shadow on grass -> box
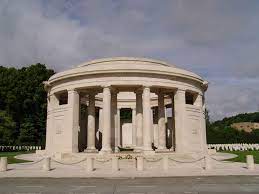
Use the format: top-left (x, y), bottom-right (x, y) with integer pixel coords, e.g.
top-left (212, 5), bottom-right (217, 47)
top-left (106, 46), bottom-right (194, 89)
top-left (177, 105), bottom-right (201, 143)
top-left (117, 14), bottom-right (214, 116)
top-left (0, 151), bottom-right (34, 164)
top-left (220, 150), bottom-right (259, 164)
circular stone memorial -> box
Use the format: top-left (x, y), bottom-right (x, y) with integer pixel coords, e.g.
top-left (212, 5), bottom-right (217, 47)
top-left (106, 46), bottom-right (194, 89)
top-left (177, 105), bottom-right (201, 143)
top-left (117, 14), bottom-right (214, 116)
top-left (43, 57), bottom-right (208, 156)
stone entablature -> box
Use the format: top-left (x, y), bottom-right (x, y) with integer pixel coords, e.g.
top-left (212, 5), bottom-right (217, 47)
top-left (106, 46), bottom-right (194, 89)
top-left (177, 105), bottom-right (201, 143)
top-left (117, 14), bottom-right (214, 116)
top-left (44, 57), bottom-right (208, 155)
top-left (231, 122), bottom-right (259, 132)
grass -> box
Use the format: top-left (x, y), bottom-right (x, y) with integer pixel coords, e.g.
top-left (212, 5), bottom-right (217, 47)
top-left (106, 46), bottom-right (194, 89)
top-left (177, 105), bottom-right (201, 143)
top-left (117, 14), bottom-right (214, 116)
top-left (221, 150), bottom-right (259, 164)
top-left (0, 151), bottom-right (34, 164)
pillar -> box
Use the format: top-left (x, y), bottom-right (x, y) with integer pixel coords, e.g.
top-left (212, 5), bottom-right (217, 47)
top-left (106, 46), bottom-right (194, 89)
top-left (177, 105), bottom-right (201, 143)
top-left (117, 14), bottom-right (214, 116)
top-left (85, 93), bottom-right (97, 152)
top-left (196, 93), bottom-right (208, 154)
top-left (115, 108), bottom-right (121, 152)
top-left (132, 107), bottom-right (137, 147)
top-left (111, 92), bottom-right (118, 151)
top-left (142, 86), bottom-right (153, 153)
top-left (171, 95), bottom-right (175, 150)
top-left (174, 89), bottom-right (185, 153)
top-left (100, 86), bottom-right (112, 153)
top-left (157, 93), bottom-right (166, 150)
top-left (46, 93), bottom-right (59, 152)
top-left (98, 108), bottom-right (103, 149)
top-left (98, 108), bottom-right (103, 133)
top-left (67, 89), bottom-right (80, 153)
top-left (135, 91), bottom-right (143, 151)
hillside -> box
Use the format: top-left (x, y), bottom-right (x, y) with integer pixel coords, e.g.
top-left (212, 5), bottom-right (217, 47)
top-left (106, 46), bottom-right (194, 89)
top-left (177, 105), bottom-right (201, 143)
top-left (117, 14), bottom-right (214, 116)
top-left (207, 112), bottom-right (259, 144)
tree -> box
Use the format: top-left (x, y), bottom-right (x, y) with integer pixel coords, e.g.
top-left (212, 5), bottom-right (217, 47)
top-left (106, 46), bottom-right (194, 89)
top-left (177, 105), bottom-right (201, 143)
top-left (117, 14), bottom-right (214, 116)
top-left (0, 64), bottom-right (54, 146)
top-left (0, 110), bottom-right (16, 145)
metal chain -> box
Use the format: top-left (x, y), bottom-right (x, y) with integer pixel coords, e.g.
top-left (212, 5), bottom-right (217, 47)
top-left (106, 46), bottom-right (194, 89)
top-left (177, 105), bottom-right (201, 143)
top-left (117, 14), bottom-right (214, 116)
top-left (168, 156), bottom-right (205, 163)
top-left (95, 158), bottom-right (111, 163)
top-left (14, 158), bottom-right (45, 165)
top-left (209, 156), bottom-right (231, 163)
top-left (144, 157), bottom-right (163, 162)
top-left (51, 157), bottom-right (87, 165)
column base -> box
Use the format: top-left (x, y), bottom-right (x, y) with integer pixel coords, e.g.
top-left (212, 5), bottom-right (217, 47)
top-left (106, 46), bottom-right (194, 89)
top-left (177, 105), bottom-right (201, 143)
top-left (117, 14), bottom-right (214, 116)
top-left (114, 147), bottom-right (120, 153)
top-left (84, 148), bottom-right (98, 153)
top-left (155, 148), bottom-right (170, 153)
top-left (142, 150), bottom-right (155, 155)
top-left (133, 147), bottom-right (142, 153)
top-left (99, 149), bottom-right (112, 154)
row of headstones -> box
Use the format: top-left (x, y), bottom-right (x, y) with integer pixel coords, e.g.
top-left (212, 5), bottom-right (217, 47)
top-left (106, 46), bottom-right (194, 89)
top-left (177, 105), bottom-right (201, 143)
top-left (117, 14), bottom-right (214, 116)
top-left (207, 144), bottom-right (259, 151)
top-left (0, 146), bottom-right (42, 152)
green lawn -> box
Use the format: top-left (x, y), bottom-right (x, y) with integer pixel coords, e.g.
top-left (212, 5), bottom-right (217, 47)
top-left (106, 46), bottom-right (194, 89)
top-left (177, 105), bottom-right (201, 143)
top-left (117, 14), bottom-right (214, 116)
top-left (221, 150), bottom-right (259, 164)
top-left (0, 151), bottom-right (33, 164)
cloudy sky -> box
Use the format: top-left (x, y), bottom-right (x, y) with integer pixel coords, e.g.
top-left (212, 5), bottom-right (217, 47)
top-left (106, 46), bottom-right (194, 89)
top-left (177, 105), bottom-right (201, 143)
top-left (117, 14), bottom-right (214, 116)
top-left (0, 0), bottom-right (259, 121)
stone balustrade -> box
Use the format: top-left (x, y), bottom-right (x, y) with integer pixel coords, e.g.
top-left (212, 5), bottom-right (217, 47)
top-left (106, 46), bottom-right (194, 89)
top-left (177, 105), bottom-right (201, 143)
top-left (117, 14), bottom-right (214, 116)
top-left (0, 153), bottom-right (256, 173)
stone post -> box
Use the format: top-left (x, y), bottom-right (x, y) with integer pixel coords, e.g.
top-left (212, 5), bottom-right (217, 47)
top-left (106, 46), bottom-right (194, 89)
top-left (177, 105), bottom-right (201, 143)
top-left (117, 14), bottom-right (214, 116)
top-left (142, 86), bottom-right (153, 153)
top-left (112, 157), bottom-right (119, 172)
top-left (246, 155), bottom-right (255, 170)
top-left (136, 156), bottom-right (144, 171)
top-left (158, 92), bottom-right (166, 150)
top-left (86, 157), bottom-right (94, 172)
top-left (100, 86), bottom-right (112, 153)
top-left (42, 157), bottom-right (51, 171)
top-left (0, 157), bottom-right (7, 172)
top-left (174, 89), bottom-right (185, 153)
top-left (86, 93), bottom-right (97, 152)
top-left (163, 155), bottom-right (169, 171)
top-left (204, 155), bottom-right (211, 170)
top-left (135, 91), bottom-right (143, 151)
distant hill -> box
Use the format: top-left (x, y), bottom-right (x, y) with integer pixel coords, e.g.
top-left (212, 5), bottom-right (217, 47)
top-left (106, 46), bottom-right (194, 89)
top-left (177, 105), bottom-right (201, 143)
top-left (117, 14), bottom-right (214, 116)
top-left (207, 112), bottom-right (259, 144)
top-left (212, 112), bottom-right (259, 127)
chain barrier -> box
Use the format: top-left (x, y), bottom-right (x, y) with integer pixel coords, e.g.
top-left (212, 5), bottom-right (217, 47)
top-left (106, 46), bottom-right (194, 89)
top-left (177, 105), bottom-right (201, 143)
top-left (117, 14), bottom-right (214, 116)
top-left (95, 158), bottom-right (111, 163)
top-left (15, 158), bottom-right (45, 166)
top-left (168, 156), bottom-right (205, 163)
top-left (144, 157), bottom-right (163, 162)
top-left (209, 156), bottom-right (231, 163)
top-left (51, 157), bottom-right (87, 165)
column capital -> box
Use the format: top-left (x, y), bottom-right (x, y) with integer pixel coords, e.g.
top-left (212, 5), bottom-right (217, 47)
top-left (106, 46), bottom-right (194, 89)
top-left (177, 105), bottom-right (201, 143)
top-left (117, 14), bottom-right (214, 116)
top-left (176, 88), bottom-right (186, 93)
top-left (67, 88), bottom-right (80, 94)
top-left (101, 84), bottom-right (112, 89)
top-left (142, 84), bottom-right (152, 89)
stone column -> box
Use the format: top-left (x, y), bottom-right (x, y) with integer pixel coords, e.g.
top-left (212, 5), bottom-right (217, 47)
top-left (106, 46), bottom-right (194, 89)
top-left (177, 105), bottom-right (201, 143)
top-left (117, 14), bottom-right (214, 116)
top-left (111, 92), bottom-right (118, 151)
top-left (67, 89), bottom-right (80, 153)
top-left (100, 86), bottom-right (112, 153)
top-left (174, 89), bottom-right (186, 153)
top-left (98, 108), bottom-right (103, 149)
top-left (135, 91), bottom-right (143, 151)
top-left (98, 108), bottom-right (103, 132)
top-left (45, 94), bottom-right (52, 151)
top-left (85, 93), bottom-right (97, 152)
top-left (171, 95), bottom-right (175, 150)
top-left (115, 108), bottom-right (121, 152)
top-left (132, 107), bottom-right (137, 147)
top-left (46, 93), bottom-right (59, 152)
top-left (142, 86), bottom-right (153, 153)
top-left (157, 92), bottom-right (166, 150)
top-left (196, 93), bottom-right (208, 154)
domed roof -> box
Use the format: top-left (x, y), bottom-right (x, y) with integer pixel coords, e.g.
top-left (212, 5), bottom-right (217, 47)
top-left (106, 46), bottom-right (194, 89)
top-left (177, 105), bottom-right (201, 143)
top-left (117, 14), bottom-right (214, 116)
top-left (77, 57), bottom-right (174, 68)
top-left (48, 57), bottom-right (204, 85)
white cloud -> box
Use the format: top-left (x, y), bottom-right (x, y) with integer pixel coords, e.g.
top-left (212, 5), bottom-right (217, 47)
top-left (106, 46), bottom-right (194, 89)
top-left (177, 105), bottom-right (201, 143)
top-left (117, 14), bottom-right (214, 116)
top-left (0, 0), bottom-right (259, 120)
